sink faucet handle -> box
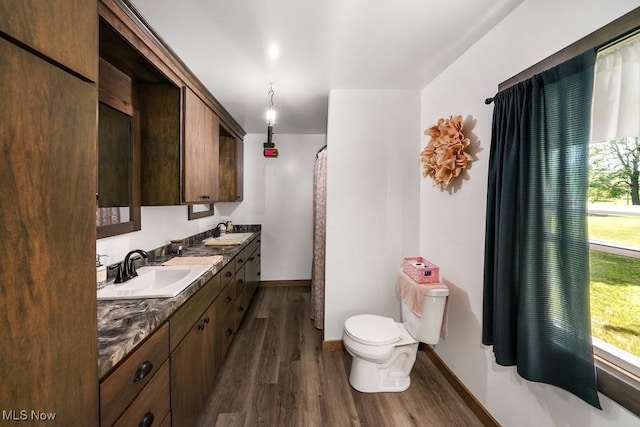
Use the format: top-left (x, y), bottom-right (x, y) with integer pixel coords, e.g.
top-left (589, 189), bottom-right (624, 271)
top-left (112, 263), bottom-right (125, 284)
top-left (128, 257), bottom-right (141, 278)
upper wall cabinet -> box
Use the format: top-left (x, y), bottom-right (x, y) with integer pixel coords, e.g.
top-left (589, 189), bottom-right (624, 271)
top-left (218, 133), bottom-right (244, 202)
top-left (139, 86), bottom-right (220, 205)
top-left (183, 88), bottom-right (220, 204)
top-left (0, 0), bottom-right (97, 82)
top-left (99, 0), bottom-right (245, 207)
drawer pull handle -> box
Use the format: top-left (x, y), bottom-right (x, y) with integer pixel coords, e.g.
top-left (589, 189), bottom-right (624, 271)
top-left (237, 258), bottom-right (244, 264)
top-left (225, 271), bottom-right (233, 277)
top-left (203, 317), bottom-right (210, 323)
top-left (133, 361), bottom-right (153, 383)
top-left (226, 296), bottom-right (233, 303)
top-left (139, 411), bottom-right (154, 427)
top-left (226, 328), bottom-right (233, 336)
top-left (198, 324), bottom-right (205, 331)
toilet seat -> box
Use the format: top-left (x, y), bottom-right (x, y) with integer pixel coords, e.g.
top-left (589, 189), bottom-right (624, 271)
top-left (344, 314), bottom-right (404, 346)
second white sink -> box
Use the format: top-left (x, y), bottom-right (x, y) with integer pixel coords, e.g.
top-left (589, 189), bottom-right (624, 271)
top-left (97, 264), bottom-right (212, 300)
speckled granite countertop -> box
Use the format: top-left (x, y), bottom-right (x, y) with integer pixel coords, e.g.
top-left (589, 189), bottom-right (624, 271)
top-left (97, 225), bottom-right (261, 378)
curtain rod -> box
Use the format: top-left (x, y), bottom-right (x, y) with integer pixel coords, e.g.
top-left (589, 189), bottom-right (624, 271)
top-left (483, 7), bottom-right (639, 105)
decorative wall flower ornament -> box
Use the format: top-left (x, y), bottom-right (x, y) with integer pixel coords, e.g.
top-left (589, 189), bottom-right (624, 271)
top-left (421, 115), bottom-right (473, 190)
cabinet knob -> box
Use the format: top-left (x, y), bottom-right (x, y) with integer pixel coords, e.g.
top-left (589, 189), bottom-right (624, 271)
top-left (203, 316), bottom-right (210, 323)
top-left (226, 296), bottom-right (233, 303)
top-left (237, 279), bottom-right (244, 285)
top-left (225, 271), bottom-right (233, 277)
top-left (238, 305), bottom-right (244, 313)
top-left (198, 324), bottom-right (205, 331)
top-left (139, 411), bottom-right (154, 427)
top-left (133, 361), bottom-right (153, 383)
top-left (237, 258), bottom-right (243, 264)
top-left (226, 328), bottom-right (233, 337)
top-left (249, 257), bottom-right (255, 261)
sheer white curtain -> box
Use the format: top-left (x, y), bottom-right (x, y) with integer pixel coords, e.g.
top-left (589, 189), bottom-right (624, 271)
top-left (591, 34), bottom-right (640, 141)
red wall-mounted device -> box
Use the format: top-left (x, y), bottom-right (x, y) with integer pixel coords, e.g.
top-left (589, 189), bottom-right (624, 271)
top-left (263, 147), bottom-right (278, 158)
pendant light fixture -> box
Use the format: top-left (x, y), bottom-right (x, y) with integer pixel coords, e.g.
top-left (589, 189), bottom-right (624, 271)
top-left (264, 83), bottom-right (278, 158)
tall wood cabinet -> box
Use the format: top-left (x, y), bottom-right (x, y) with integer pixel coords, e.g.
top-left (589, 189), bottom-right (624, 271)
top-left (0, 4), bottom-right (99, 424)
top-left (0, 0), bottom-right (98, 81)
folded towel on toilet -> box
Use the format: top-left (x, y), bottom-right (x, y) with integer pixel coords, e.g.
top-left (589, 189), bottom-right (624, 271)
top-left (396, 269), bottom-right (449, 339)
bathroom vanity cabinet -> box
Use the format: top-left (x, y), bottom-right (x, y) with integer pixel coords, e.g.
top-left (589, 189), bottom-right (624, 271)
top-left (99, 233), bottom-right (261, 427)
top-left (170, 273), bottom-right (221, 426)
top-left (100, 323), bottom-right (170, 427)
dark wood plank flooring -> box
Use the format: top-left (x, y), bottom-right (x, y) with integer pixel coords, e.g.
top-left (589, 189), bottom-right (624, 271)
top-left (197, 286), bottom-right (483, 427)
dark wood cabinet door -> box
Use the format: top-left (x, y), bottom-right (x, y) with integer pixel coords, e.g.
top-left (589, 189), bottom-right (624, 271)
top-left (0, 0), bottom-right (97, 81)
top-left (183, 87), bottom-right (219, 204)
top-left (0, 37), bottom-right (98, 424)
top-left (218, 136), bottom-right (244, 202)
top-left (171, 304), bottom-right (217, 427)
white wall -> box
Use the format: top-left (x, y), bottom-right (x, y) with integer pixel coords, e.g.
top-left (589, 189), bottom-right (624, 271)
top-left (97, 133), bottom-right (326, 281)
top-left (419, 0), bottom-right (639, 426)
top-left (324, 90), bottom-right (420, 339)
top-left (230, 133), bottom-right (326, 280)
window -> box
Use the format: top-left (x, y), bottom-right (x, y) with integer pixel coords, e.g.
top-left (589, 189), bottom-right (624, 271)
top-left (587, 139), bottom-right (640, 374)
top-left (588, 31), bottom-right (640, 409)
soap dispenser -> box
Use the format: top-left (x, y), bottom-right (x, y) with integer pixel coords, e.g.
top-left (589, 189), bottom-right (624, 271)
top-left (96, 254), bottom-right (108, 290)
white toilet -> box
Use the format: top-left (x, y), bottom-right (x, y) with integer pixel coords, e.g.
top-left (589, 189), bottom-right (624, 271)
top-left (342, 287), bottom-right (449, 393)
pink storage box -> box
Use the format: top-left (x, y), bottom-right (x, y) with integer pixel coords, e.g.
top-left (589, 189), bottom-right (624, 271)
top-left (401, 257), bottom-right (440, 284)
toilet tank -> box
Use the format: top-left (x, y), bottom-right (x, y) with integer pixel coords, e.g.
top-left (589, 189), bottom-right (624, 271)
top-left (401, 288), bottom-right (448, 344)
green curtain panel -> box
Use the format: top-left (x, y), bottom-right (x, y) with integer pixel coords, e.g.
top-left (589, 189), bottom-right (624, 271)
top-left (483, 49), bottom-right (601, 409)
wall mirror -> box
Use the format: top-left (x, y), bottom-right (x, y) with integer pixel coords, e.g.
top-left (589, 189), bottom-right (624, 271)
top-left (97, 58), bottom-right (141, 239)
top-left (188, 204), bottom-right (215, 220)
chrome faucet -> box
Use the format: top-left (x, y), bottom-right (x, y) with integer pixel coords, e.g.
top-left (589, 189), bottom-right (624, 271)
top-left (114, 249), bottom-right (149, 283)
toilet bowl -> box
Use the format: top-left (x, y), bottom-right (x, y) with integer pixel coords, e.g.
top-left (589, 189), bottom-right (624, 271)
top-left (342, 286), bottom-right (448, 393)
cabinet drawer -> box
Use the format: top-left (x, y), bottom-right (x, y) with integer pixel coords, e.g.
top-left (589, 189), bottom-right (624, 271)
top-left (220, 261), bottom-right (235, 286)
top-left (100, 322), bottom-right (169, 427)
top-left (220, 281), bottom-right (235, 310)
top-left (219, 304), bottom-right (235, 361)
top-left (234, 248), bottom-right (247, 272)
top-left (234, 285), bottom-right (250, 330)
top-left (113, 360), bottom-right (170, 427)
top-left (248, 236), bottom-right (260, 257)
top-left (170, 274), bottom-right (221, 352)
top-left (234, 267), bottom-right (246, 297)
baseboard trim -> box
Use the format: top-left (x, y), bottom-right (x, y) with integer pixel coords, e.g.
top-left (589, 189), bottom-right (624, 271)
top-left (258, 280), bottom-right (311, 288)
top-left (322, 339), bottom-right (344, 352)
top-left (423, 346), bottom-right (499, 427)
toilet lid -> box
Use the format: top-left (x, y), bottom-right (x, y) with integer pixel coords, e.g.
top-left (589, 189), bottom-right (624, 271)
top-left (344, 314), bottom-right (402, 346)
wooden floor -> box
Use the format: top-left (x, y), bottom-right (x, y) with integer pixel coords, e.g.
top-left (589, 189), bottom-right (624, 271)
top-left (197, 286), bottom-right (483, 427)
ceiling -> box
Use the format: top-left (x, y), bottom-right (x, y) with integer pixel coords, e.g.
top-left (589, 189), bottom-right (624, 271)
top-left (130, 0), bottom-right (522, 135)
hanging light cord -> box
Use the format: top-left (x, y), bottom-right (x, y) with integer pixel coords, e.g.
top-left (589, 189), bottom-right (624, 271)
top-left (268, 83), bottom-right (275, 108)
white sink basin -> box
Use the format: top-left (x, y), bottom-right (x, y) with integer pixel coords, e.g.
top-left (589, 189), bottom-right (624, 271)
top-left (97, 264), bottom-right (212, 300)
top-left (204, 232), bottom-right (253, 246)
